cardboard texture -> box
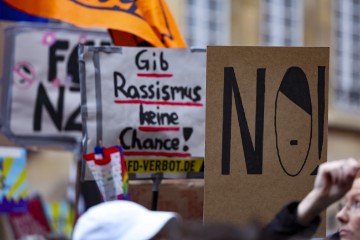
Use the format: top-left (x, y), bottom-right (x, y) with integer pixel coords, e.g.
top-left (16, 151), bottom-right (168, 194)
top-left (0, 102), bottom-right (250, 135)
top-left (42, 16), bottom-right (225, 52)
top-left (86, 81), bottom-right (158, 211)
top-left (204, 47), bottom-right (329, 236)
top-left (129, 179), bottom-right (203, 220)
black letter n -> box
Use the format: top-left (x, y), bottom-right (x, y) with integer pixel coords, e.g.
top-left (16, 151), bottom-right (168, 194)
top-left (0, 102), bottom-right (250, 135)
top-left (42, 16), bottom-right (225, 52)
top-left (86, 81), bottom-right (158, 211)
top-left (222, 67), bottom-right (265, 175)
top-left (33, 83), bottom-right (64, 131)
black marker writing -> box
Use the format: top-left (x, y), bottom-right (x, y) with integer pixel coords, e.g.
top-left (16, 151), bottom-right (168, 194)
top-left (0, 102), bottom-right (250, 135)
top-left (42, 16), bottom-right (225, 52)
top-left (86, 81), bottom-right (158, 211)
top-left (33, 83), bottom-right (81, 131)
top-left (222, 67), bottom-right (265, 175)
top-left (275, 67), bottom-right (312, 177)
top-left (119, 127), bottom-right (180, 151)
top-left (139, 104), bottom-right (179, 125)
top-left (113, 71), bottom-right (202, 102)
top-left (221, 66), bottom-right (326, 176)
top-left (135, 50), bottom-right (168, 71)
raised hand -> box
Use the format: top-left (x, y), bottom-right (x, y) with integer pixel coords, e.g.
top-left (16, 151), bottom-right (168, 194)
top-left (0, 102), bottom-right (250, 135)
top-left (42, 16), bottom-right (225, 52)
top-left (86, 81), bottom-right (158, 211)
top-left (297, 158), bottom-right (360, 225)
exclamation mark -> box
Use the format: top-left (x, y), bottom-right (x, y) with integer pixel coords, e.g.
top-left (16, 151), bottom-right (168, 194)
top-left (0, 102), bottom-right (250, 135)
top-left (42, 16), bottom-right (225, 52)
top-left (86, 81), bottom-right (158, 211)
top-left (312, 66), bottom-right (325, 176)
top-left (183, 127), bottom-right (193, 151)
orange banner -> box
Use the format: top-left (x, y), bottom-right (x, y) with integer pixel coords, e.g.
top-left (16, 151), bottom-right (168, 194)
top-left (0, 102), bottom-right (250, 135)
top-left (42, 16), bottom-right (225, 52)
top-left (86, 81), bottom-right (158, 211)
top-left (5, 0), bottom-right (186, 48)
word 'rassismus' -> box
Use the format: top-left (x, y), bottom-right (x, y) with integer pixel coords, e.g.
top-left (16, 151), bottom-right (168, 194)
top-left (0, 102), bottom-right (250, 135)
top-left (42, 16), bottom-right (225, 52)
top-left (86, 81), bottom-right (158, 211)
top-left (113, 71), bottom-right (202, 102)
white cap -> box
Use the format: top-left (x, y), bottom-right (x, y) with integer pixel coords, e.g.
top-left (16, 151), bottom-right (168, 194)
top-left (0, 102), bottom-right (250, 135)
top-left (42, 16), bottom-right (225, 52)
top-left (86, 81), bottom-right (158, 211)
top-left (72, 200), bottom-right (181, 240)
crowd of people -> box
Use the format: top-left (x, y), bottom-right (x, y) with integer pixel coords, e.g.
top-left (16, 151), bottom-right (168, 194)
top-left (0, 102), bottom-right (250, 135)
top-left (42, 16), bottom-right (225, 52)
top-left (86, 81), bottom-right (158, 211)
top-left (72, 158), bottom-right (360, 240)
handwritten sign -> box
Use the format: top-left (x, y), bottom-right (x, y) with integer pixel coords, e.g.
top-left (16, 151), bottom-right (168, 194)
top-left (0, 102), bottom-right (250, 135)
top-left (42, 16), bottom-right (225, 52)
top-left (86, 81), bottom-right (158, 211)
top-left (79, 46), bottom-right (206, 179)
top-left (0, 24), bottom-right (111, 147)
top-left (204, 47), bottom-right (329, 236)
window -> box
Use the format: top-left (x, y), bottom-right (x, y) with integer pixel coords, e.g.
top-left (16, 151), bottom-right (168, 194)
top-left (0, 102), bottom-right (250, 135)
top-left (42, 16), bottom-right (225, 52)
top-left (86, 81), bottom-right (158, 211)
top-left (333, 0), bottom-right (360, 111)
top-left (185, 0), bottom-right (230, 47)
top-left (260, 0), bottom-right (304, 46)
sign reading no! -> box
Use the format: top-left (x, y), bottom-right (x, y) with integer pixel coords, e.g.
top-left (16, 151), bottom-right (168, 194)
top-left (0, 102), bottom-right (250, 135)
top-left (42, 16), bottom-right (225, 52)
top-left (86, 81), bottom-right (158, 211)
top-left (204, 47), bottom-right (329, 237)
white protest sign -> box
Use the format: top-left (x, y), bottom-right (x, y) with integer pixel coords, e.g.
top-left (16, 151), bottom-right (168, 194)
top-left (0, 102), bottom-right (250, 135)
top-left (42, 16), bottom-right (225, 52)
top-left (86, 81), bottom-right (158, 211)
top-left (80, 46), bottom-right (206, 178)
top-left (1, 24), bottom-right (111, 147)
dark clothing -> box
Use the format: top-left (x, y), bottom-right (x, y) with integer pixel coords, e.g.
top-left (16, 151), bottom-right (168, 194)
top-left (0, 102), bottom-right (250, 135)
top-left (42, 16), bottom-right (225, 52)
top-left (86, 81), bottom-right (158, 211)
top-left (328, 232), bottom-right (340, 240)
top-left (263, 201), bottom-right (340, 240)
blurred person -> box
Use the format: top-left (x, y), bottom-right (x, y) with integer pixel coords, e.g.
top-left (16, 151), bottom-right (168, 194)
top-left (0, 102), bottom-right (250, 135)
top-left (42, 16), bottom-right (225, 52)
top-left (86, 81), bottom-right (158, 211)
top-left (72, 200), bottom-right (180, 240)
top-left (72, 199), bottom-right (271, 240)
top-left (73, 158), bottom-right (360, 240)
top-left (264, 158), bottom-right (360, 240)
top-left (334, 175), bottom-right (360, 240)
top-left (179, 220), bottom-right (265, 240)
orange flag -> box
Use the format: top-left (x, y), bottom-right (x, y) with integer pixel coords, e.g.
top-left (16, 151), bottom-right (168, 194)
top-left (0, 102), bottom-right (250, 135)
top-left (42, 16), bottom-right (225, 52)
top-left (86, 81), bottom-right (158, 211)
top-left (4, 0), bottom-right (186, 48)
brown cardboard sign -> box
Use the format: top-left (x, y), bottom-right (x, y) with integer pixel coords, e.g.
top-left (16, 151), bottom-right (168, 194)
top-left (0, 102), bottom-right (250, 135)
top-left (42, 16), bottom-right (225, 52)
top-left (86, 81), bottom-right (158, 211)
top-left (204, 47), bottom-right (329, 235)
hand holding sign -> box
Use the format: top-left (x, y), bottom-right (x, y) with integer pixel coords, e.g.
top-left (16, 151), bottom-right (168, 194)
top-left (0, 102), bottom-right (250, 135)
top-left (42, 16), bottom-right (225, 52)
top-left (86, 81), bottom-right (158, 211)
top-left (297, 158), bottom-right (360, 225)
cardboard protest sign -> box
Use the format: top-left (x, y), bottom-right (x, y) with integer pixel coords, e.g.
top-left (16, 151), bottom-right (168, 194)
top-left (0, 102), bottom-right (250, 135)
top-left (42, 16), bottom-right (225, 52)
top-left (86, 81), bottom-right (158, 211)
top-left (79, 46), bottom-right (205, 179)
top-left (0, 146), bottom-right (28, 213)
top-left (0, 24), bottom-right (111, 148)
top-left (5, 0), bottom-right (186, 48)
top-left (204, 47), bottom-right (329, 236)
